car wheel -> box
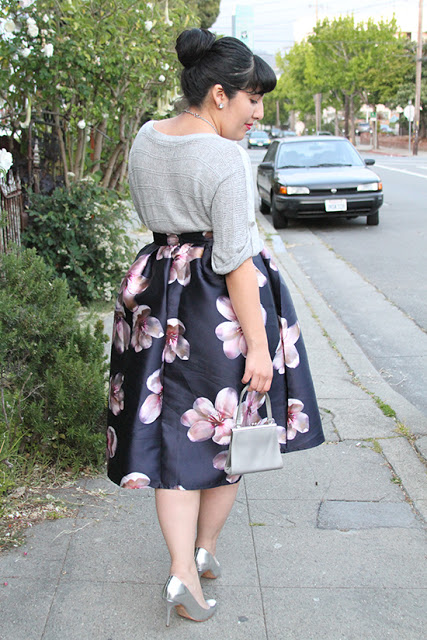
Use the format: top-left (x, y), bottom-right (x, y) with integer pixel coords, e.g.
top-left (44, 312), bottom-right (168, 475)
top-left (271, 194), bottom-right (288, 229)
top-left (367, 210), bottom-right (379, 226)
top-left (260, 198), bottom-right (270, 214)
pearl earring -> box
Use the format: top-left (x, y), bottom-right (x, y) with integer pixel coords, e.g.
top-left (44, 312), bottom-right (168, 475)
top-left (218, 103), bottom-right (224, 109)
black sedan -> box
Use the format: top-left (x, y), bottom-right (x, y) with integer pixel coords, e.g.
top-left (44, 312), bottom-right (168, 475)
top-left (256, 136), bottom-right (383, 228)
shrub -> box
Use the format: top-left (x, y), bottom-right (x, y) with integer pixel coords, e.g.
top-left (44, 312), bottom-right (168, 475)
top-left (0, 248), bottom-right (108, 493)
top-left (22, 180), bottom-right (135, 305)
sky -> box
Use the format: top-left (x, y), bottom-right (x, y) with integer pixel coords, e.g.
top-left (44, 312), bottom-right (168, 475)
top-left (211, 0), bottom-right (426, 56)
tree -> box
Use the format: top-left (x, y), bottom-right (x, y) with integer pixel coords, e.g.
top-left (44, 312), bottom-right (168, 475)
top-left (308, 16), bottom-right (411, 141)
top-left (390, 43), bottom-right (427, 138)
top-left (0, 0), bottom-right (202, 189)
top-left (275, 41), bottom-right (319, 119)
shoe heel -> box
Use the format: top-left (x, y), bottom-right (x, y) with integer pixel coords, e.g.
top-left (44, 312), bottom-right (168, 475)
top-left (165, 599), bottom-right (174, 627)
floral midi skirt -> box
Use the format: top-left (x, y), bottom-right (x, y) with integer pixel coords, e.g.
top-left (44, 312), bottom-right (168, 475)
top-left (107, 232), bottom-right (324, 490)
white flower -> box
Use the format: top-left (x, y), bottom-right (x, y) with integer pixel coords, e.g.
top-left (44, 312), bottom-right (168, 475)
top-left (19, 0), bottom-right (36, 7)
top-left (0, 149), bottom-right (13, 175)
top-left (77, 120), bottom-right (86, 130)
top-left (159, 74), bottom-right (165, 82)
top-left (27, 17), bottom-right (39, 38)
top-left (42, 43), bottom-right (54, 57)
top-left (147, 2), bottom-right (153, 8)
top-left (4, 20), bottom-right (17, 33)
top-left (21, 47), bottom-right (31, 57)
top-left (42, 14), bottom-right (50, 23)
top-left (144, 20), bottom-right (153, 31)
top-left (161, 62), bottom-right (170, 70)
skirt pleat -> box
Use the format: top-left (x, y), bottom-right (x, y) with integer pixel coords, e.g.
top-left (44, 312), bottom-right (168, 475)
top-left (107, 232), bottom-right (324, 490)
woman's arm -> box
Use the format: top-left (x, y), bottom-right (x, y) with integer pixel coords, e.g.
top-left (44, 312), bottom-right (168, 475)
top-left (225, 257), bottom-right (273, 393)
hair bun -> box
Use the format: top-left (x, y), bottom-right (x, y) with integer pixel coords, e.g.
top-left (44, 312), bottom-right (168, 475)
top-left (175, 28), bottom-right (216, 69)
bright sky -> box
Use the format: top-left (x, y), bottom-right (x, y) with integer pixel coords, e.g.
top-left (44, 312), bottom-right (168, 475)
top-left (211, 0), bottom-right (425, 55)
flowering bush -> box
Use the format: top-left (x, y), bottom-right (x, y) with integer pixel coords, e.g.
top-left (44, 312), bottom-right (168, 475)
top-left (0, 248), bottom-right (107, 492)
top-left (22, 181), bottom-right (135, 304)
top-left (0, 149), bottom-right (13, 177)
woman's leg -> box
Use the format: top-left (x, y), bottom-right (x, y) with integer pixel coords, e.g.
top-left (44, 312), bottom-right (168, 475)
top-left (155, 488), bottom-right (208, 608)
top-left (195, 482), bottom-right (240, 556)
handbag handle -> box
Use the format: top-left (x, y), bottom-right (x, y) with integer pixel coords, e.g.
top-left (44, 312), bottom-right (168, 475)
top-left (235, 384), bottom-right (273, 429)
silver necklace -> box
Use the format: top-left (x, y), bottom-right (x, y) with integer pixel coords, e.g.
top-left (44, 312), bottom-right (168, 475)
top-left (182, 109), bottom-right (219, 135)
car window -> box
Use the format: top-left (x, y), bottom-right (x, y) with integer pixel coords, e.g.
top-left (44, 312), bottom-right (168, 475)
top-left (277, 140), bottom-right (364, 168)
top-left (251, 131), bottom-right (268, 138)
top-left (263, 141), bottom-right (278, 162)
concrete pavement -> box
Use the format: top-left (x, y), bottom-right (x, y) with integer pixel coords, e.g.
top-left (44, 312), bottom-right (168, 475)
top-left (1, 215), bottom-right (426, 640)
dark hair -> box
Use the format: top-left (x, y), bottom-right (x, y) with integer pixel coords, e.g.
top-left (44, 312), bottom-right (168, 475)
top-left (175, 28), bottom-right (276, 107)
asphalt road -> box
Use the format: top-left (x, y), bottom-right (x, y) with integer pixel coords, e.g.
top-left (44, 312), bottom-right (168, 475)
top-left (247, 144), bottom-right (427, 417)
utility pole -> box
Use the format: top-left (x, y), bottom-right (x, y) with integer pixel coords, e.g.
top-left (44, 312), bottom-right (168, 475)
top-left (413, 0), bottom-right (424, 155)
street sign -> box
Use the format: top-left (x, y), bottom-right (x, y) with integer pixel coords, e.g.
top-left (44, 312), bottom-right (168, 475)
top-left (404, 104), bottom-right (415, 121)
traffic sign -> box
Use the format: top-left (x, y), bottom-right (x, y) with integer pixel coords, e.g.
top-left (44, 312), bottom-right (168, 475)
top-left (404, 104), bottom-right (415, 121)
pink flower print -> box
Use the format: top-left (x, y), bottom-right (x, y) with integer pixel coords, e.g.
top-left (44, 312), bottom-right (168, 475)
top-left (109, 373), bottom-right (124, 415)
top-left (169, 244), bottom-right (204, 286)
top-left (213, 451), bottom-right (240, 484)
top-left (157, 242), bottom-right (204, 286)
top-left (261, 246), bottom-right (278, 271)
top-left (106, 426), bottom-right (117, 458)
top-left (287, 398), bottom-right (309, 440)
top-left (112, 298), bottom-right (131, 354)
top-left (131, 305), bottom-right (164, 352)
top-left (120, 472), bottom-right (150, 489)
top-left (182, 387), bottom-right (238, 445)
top-left (273, 318), bottom-right (300, 373)
top-left (162, 319), bottom-right (190, 363)
top-left (121, 254), bottom-right (151, 311)
top-left (255, 266), bottom-right (267, 287)
top-left (215, 296), bottom-right (267, 360)
top-left (139, 369), bottom-right (163, 424)
top-left (241, 391), bottom-right (266, 426)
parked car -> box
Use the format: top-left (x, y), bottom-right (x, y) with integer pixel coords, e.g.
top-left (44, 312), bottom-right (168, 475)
top-left (379, 124), bottom-right (394, 134)
top-left (270, 127), bottom-right (282, 138)
top-left (256, 135), bottom-right (383, 228)
top-left (355, 122), bottom-right (372, 135)
top-left (247, 130), bottom-right (271, 148)
top-left (316, 130), bottom-right (333, 136)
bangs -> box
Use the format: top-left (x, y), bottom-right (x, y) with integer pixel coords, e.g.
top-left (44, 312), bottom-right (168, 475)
top-left (245, 55), bottom-right (277, 95)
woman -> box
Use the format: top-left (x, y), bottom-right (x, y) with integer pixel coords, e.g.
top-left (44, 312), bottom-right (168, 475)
top-left (107, 28), bottom-right (324, 626)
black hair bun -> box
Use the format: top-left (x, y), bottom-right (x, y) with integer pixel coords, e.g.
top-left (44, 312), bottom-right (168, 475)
top-left (175, 28), bottom-right (216, 69)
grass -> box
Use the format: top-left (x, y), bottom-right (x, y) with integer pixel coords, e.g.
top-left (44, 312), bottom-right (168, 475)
top-left (372, 396), bottom-right (396, 419)
top-left (0, 466), bottom-right (98, 552)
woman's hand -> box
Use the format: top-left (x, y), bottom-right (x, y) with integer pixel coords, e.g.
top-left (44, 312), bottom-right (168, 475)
top-left (242, 344), bottom-right (273, 393)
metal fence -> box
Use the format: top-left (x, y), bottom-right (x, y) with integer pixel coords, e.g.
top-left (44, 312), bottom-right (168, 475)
top-left (0, 172), bottom-right (24, 253)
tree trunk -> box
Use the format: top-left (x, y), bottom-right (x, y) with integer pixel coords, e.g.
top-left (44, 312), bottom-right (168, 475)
top-left (102, 142), bottom-right (124, 188)
top-left (334, 108), bottom-right (340, 136)
top-left (118, 140), bottom-right (130, 187)
top-left (91, 117), bottom-right (108, 174)
top-left (344, 95), bottom-right (349, 138)
top-left (349, 95), bottom-right (355, 144)
top-left (54, 113), bottom-right (70, 189)
top-left (73, 128), bottom-right (85, 179)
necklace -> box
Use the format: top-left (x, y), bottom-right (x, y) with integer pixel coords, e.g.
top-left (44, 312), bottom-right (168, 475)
top-left (182, 109), bottom-right (219, 135)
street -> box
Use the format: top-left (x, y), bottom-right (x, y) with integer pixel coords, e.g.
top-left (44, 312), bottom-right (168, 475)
top-left (247, 145), bottom-right (427, 416)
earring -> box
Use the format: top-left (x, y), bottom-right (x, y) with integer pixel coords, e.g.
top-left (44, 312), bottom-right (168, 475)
top-left (218, 103), bottom-right (224, 109)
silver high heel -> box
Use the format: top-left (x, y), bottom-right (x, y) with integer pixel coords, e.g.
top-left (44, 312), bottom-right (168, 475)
top-left (162, 575), bottom-right (217, 627)
top-left (195, 547), bottom-right (222, 579)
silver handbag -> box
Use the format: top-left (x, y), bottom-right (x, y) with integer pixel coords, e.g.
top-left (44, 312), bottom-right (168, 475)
top-left (224, 385), bottom-right (283, 476)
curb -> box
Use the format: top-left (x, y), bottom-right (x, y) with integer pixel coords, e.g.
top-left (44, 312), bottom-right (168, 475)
top-left (256, 211), bottom-right (427, 521)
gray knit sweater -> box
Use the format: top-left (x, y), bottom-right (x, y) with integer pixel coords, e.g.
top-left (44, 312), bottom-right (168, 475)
top-left (128, 121), bottom-right (262, 275)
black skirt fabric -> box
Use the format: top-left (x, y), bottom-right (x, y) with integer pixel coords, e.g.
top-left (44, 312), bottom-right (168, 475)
top-left (107, 232), bottom-right (324, 490)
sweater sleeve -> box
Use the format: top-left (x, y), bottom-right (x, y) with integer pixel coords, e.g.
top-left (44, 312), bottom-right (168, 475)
top-left (210, 146), bottom-right (262, 275)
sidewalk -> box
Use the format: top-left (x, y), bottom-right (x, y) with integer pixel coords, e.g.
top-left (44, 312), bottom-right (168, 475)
top-left (1, 216), bottom-right (426, 640)
top-left (357, 142), bottom-right (427, 157)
